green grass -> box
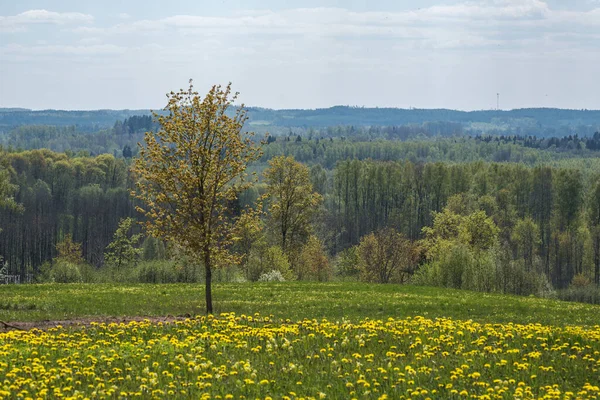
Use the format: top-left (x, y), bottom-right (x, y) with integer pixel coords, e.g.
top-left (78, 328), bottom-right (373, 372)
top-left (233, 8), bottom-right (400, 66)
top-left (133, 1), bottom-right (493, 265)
top-left (1, 282), bottom-right (600, 326)
top-left (2, 283), bottom-right (600, 399)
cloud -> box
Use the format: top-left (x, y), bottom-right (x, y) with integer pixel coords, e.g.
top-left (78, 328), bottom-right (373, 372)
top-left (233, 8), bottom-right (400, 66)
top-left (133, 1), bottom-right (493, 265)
top-left (2, 43), bottom-right (126, 56)
top-left (3, 2), bottom-right (600, 68)
top-left (0, 9), bottom-right (93, 32)
top-left (421, 0), bottom-right (550, 20)
top-left (67, 1), bottom-right (599, 44)
top-left (2, 2), bottom-right (600, 110)
top-left (78, 37), bottom-right (104, 45)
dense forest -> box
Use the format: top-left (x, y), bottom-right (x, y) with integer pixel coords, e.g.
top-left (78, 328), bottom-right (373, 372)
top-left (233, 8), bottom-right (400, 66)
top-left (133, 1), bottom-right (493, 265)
top-left (3, 106), bottom-right (600, 134)
top-left (2, 137), bottom-right (600, 303)
top-left (2, 104), bottom-right (600, 304)
top-left (3, 117), bottom-right (600, 170)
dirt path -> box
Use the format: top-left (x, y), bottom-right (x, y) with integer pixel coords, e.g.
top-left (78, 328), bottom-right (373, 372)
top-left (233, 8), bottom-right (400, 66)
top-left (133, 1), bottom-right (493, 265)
top-left (0, 314), bottom-right (194, 332)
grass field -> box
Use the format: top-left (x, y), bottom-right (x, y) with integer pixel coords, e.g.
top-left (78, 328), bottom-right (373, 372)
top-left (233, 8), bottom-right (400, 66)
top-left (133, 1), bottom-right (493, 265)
top-left (1, 282), bottom-right (600, 326)
top-left (1, 283), bottom-right (600, 399)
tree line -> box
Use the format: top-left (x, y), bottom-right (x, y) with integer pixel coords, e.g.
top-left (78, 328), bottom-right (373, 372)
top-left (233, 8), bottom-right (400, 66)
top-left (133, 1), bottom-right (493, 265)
top-left (3, 106), bottom-right (600, 132)
top-left (4, 119), bottom-right (600, 167)
top-left (0, 150), bottom-right (133, 276)
top-left (1, 147), bottom-right (600, 292)
top-left (2, 84), bottom-right (600, 309)
top-left (474, 133), bottom-right (600, 152)
top-left (328, 160), bottom-right (600, 291)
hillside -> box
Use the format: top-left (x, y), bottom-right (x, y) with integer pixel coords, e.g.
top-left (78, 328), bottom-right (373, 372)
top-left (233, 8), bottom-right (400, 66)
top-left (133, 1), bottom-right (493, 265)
top-left (2, 107), bottom-right (600, 133)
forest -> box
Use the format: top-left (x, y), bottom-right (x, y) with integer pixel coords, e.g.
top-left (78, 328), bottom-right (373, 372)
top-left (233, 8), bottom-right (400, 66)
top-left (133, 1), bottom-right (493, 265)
top-left (2, 88), bottom-right (600, 307)
top-left (3, 106), bottom-right (600, 133)
top-left (2, 119), bottom-right (600, 305)
top-left (5, 118), bottom-right (600, 168)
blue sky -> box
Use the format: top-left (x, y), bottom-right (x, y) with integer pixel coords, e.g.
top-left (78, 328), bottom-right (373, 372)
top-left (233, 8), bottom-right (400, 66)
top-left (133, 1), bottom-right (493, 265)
top-left (1, 0), bottom-right (599, 110)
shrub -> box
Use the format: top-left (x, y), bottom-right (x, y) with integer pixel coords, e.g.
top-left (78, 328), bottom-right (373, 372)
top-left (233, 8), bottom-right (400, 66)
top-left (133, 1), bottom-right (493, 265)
top-left (297, 236), bottom-right (331, 281)
top-left (570, 273), bottom-right (591, 288)
top-left (334, 247), bottom-right (360, 280)
top-left (36, 262), bottom-right (53, 283)
top-left (439, 244), bottom-right (474, 289)
top-left (413, 245), bottom-right (551, 297)
top-left (78, 263), bottom-right (98, 283)
top-left (258, 270), bottom-right (286, 282)
top-left (213, 265), bottom-right (246, 283)
top-left (558, 286), bottom-right (600, 304)
top-left (357, 228), bottom-right (416, 284)
top-left (135, 261), bottom-right (178, 283)
top-left (173, 261), bottom-right (203, 283)
top-left (50, 260), bottom-right (82, 283)
top-left (246, 245), bottom-right (292, 281)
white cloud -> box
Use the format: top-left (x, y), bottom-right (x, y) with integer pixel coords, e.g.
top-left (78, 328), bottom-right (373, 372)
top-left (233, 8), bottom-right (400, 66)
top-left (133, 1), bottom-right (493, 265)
top-left (2, 1), bottom-right (600, 110)
top-left (78, 37), bottom-right (103, 45)
top-left (66, 1), bottom-right (599, 45)
top-left (71, 26), bottom-right (105, 34)
top-left (5, 2), bottom-right (600, 58)
top-left (2, 43), bottom-right (126, 56)
top-left (421, 0), bottom-right (550, 20)
top-left (0, 9), bottom-right (93, 32)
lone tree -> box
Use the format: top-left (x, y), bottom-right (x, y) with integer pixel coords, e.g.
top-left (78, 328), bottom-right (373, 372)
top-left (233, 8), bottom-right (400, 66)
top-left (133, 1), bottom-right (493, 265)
top-left (132, 81), bottom-right (262, 314)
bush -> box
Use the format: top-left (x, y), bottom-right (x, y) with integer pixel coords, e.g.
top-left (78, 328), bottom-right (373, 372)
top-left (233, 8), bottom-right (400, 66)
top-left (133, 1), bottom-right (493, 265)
top-left (558, 286), bottom-right (600, 304)
top-left (570, 273), bottom-right (591, 289)
top-left (50, 260), bottom-right (82, 283)
top-left (258, 270), bottom-right (286, 282)
top-left (334, 247), bottom-right (360, 279)
top-left (172, 261), bottom-right (203, 283)
top-left (230, 274), bottom-right (248, 283)
top-left (246, 245), bottom-right (292, 281)
top-left (135, 261), bottom-right (178, 283)
top-left (461, 250), bottom-right (495, 292)
top-left (412, 249), bottom-right (471, 289)
top-left (494, 253), bottom-right (550, 297)
top-left (78, 263), bottom-right (98, 283)
top-left (357, 229), bottom-right (416, 284)
top-left (93, 265), bottom-right (136, 283)
top-left (213, 265), bottom-right (247, 283)
top-left (297, 236), bottom-right (331, 281)
top-left (36, 262), bottom-right (53, 283)
top-left (413, 245), bottom-right (551, 297)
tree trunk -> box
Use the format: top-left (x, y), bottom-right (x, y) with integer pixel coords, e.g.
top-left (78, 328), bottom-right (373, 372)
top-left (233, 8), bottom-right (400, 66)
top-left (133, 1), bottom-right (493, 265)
top-left (204, 249), bottom-right (213, 314)
top-left (281, 228), bottom-right (287, 253)
top-left (595, 236), bottom-right (600, 286)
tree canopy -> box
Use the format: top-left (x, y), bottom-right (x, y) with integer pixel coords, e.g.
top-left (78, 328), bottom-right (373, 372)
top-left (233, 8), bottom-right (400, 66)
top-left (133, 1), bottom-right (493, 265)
top-left (132, 81), bottom-right (262, 313)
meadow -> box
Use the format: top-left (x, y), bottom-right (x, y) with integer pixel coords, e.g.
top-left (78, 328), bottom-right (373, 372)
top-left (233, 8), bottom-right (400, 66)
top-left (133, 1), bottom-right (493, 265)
top-left (1, 283), bottom-right (600, 399)
top-left (1, 282), bottom-right (599, 326)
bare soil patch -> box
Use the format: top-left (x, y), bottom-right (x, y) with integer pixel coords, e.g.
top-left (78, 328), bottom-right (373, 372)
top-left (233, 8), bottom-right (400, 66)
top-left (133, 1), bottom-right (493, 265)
top-left (0, 314), bottom-right (193, 332)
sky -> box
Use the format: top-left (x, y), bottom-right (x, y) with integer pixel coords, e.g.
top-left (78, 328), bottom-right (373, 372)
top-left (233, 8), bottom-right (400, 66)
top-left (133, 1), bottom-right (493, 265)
top-left (0, 0), bottom-right (599, 111)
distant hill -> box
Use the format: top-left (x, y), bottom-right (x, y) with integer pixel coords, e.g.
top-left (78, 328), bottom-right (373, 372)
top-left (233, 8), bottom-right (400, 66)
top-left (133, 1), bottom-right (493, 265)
top-left (244, 106), bottom-right (600, 129)
top-left (0, 109), bottom-right (152, 131)
top-left (1, 106), bottom-right (599, 133)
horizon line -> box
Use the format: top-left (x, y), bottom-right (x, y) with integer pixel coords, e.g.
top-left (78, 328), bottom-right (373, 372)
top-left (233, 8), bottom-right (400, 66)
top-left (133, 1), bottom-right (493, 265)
top-left (3, 106), bottom-right (600, 113)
